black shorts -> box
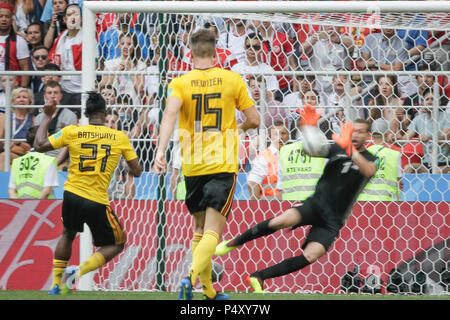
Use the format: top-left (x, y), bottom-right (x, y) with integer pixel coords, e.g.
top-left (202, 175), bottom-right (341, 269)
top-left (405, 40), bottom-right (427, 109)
top-left (62, 191), bottom-right (125, 247)
top-left (184, 172), bottom-right (237, 218)
top-left (292, 196), bottom-right (343, 251)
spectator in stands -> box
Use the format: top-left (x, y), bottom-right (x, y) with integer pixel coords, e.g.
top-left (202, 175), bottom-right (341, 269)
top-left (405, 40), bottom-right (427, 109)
top-left (25, 22), bottom-right (45, 50)
top-left (33, 81), bottom-right (77, 161)
top-left (217, 18), bottom-right (249, 65)
top-left (0, 75), bottom-right (18, 113)
top-left (100, 33), bottom-right (146, 106)
top-left (232, 32), bottom-right (280, 103)
top-left (34, 63), bottom-right (78, 113)
top-left (116, 93), bottom-right (138, 136)
top-left (105, 109), bottom-right (120, 130)
top-left (100, 84), bottom-right (117, 106)
top-left (245, 75), bottom-right (286, 128)
top-left (358, 118), bottom-right (403, 201)
top-left (282, 75), bottom-right (316, 136)
top-left (321, 74), bottom-right (363, 137)
top-left (11, 0), bottom-right (37, 36)
top-left (98, 11), bottom-right (152, 67)
top-left (251, 19), bottom-right (296, 98)
top-left (182, 22), bottom-right (237, 71)
top-left (247, 120), bottom-right (289, 201)
top-left (30, 45), bottom-right (50, 95)
top-left (0, 87), bottom-right (35, 170)
top-left (8, 126), bottom-right (59, 199)
top-left (130, 95), bottom-right (159, 171)
top-left (357, 27), bottom-right (409, 95)
top-left (299, 25), bottom-right (354, 97)
top-left (425, 30), bottom-right (450, 71)
top-left (367, 75), bottom-right (402, 123)
top-left (387, 106), bottom-right (411, 144)
top-left (0, 3), bottom-right (31, 87)
top-left (105, 111), bottom-right (135, 200)
top-left (43, 0), bottom-right (68, 49)
top-left (397, 19), bottom-right (428, 98)
top-left (403, 64), bottom-right (449, 120)
top-left (400, 88), bottom-right (449, 174)
top-left (48, 4), bottom-right (82, 102)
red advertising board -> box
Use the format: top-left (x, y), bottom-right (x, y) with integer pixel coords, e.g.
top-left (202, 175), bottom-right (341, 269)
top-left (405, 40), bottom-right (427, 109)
top-left (1, 200), bottom-right (448, 293)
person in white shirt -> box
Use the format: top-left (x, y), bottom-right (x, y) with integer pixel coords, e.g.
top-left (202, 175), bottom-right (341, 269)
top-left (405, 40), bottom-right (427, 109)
top-left (232, 32), bottom-right (280, 101)
top-left (217, 18), bottom-right (249, 64)
top-left (247, 121), bottom-right (289, 200)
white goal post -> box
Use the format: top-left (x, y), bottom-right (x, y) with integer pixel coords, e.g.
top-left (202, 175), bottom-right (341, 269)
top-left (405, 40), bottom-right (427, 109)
top-left (80, 1), bottom-right (450, 293)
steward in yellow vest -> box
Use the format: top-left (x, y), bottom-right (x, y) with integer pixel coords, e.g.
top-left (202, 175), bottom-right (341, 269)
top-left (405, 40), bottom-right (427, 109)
top-left (279, 141), bottom-right (325, 200)
top-left (9, 126), bottom-right (59, 199)
top-left (358, 119), bottom-right (402, 201)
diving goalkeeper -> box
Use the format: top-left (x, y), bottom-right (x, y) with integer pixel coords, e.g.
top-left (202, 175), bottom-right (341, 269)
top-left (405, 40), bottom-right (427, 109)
top-left (215, 105), bottom-right (380, 292)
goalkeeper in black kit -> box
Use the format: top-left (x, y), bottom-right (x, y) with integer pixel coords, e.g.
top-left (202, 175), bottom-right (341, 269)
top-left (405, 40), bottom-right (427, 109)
top-left (215, 105), bottom-right (380, 292)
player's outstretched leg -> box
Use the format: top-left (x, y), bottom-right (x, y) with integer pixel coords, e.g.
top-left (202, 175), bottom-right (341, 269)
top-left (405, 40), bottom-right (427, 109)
top-left (215, 219), bottom-right (276, 256)
top-left (246, 272), bottom-right (266, 293)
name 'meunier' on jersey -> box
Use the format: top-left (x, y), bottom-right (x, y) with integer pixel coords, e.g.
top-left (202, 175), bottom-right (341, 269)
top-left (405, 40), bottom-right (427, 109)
top-left (48, 124), bottom-right (138, 205)
top-left (168, 67), bottom-right (254, 177)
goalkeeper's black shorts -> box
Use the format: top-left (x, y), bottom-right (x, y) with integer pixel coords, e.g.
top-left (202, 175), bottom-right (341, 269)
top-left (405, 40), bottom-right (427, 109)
top-left (184, 172), bottom-right (237, 219)
top-left (291, 196), bottom-right (343, 251)
top-left (62, 191), bottom-right (125, 246)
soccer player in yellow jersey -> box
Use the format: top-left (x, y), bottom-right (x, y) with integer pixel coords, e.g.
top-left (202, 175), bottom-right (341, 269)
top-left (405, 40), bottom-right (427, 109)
top-left (34, 92), bottom-right (142, 295)
top-left (154, 29), bottom-right (260, 300)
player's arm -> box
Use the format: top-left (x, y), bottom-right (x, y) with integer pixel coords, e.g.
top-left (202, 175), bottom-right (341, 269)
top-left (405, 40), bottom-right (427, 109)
top-left (332, 121), bottom-right (378, 178)
top-left (34, 100), bottom-right (57, 153)
top-left (351, 151), bottom-right (378, 178)
top-left (154, 96), bottom-right (182, 174)
top-left (238, 106), bottom-right (260, 132)
top-left (247, 181), bottom-right (262, 200)
top-left (126, 158), bottom-right (142, 177)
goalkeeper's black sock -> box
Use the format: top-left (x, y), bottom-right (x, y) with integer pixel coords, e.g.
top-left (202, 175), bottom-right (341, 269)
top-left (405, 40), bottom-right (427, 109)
top-left (228, 219), bottom-right (275, 247)
top-left (258, 255), bottom-right (311, 281)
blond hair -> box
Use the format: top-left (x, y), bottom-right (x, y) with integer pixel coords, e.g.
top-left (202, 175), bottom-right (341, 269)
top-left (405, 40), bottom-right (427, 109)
top-left (11, 87), bottom-right (35, 113)
top-left (190, 29), bottom-right (216, 58)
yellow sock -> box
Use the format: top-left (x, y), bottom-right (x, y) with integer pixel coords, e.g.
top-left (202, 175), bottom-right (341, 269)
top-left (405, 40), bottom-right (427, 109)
top-left (189, 230), bottom-right (219, 287)
top-left (192, 233), bottom-right (216, 298)
top-left (79, 252), bottom-right (106, 277)
top-left (192, 232), bottom-right (203, 254)
top-left (199, 259), bottom-right (216, 298)
top-left (51, 259), bottom-right (68, 287)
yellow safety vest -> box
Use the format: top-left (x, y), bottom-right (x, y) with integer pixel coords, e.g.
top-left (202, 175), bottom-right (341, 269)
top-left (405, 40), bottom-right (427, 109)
top-left (11, 152), bottom-right (57, 199)
top-left (358, 144), bottom-right (401, 201)
top-left (279, 141), bottom-right (325, 201)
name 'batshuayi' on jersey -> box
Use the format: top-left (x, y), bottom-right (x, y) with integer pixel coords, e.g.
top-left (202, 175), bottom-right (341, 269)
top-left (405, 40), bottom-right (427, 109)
top-left (168, 67), bottom-right (255, 177)
top-left (48, 124), bottom-right (138, 205)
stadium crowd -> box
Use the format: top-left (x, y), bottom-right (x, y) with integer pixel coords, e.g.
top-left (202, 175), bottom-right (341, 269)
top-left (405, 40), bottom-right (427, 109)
top-left (0, 0), bottom-right (449, 200)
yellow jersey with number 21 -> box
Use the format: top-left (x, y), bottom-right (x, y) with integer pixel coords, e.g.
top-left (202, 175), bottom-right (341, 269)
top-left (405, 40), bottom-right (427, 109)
top-left (49, 124), bottom-right (138, 205)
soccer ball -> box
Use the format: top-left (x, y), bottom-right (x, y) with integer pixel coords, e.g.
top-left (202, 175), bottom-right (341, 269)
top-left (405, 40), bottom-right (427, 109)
top-left (211, 261), bottom-right (224, 283)
top-left (301, 125), bottom-right (330, 157)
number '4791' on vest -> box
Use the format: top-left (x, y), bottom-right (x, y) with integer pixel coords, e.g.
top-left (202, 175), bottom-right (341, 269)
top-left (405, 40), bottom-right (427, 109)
top-left (357, 144), bottom-right (402, 201)
top-left (11, 152), bottom-right (57, 199)
top-left (279, 141), bottom-right (325, 201)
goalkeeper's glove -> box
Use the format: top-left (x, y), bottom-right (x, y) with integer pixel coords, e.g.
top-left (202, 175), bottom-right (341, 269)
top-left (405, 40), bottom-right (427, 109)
top-left (332, 121), bottom-right (358, 159)
top-left (298, 104), bottom-right (322, 127)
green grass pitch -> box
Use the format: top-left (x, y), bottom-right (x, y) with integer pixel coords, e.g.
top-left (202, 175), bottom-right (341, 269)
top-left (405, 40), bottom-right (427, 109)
top-left (1, 290), bottom-right (449, 300)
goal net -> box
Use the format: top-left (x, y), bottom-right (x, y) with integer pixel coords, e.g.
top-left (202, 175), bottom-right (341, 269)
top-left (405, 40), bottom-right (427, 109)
top-left (84, 1), bottom-right (450, 295)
